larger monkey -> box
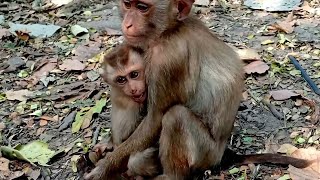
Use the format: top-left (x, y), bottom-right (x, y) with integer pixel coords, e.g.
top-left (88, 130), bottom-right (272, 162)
top-left (85, 0), bottom-right (310, 179)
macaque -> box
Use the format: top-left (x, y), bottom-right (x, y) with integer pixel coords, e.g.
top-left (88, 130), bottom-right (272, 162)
top-left (85, 0), bottom-right (312, 179)
top-left (95, 43), bottom-right (160, 178)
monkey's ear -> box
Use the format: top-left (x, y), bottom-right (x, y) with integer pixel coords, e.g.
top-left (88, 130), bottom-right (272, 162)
top-left (177, 0), bottom-right (194, 21)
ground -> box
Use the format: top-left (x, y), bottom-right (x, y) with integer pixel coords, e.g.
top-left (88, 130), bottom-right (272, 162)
top-left (0, 0), bottom-right (319, 179)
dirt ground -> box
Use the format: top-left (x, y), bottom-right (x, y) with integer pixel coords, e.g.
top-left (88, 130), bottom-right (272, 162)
top-left (0, 0), bottom-right (319, 179)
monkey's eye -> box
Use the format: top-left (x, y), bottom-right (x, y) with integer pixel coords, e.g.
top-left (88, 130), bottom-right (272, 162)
top-left (136, 2), bottom-right (149, 12)
top-left (116, 76), bottom-right (127, 85)
top-left (130, 71), bottom-right (139, 79)
top-left (123, 0), bottom-right (131, 8)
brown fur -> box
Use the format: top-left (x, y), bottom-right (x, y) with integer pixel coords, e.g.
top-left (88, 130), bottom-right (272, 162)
top-left (94, 44), bottom-right (160, 178)
top-left (85, 0), bottom-right (311, 179)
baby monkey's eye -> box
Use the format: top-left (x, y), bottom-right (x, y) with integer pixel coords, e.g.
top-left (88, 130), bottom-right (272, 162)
top-left (123, 0), bottom-right (131, 8)
top-left (136, 2), bottom-right (149, 12)
top-left (116, 76), bottom-right (127, 85)
top-left (130, 71), bottom-right (139, 79)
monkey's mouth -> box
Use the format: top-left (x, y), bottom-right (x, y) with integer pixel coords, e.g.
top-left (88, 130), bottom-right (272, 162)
top-left (125, 34), bottom-right (145, 42)
top-left (132, 92), bottom-right (146, 103)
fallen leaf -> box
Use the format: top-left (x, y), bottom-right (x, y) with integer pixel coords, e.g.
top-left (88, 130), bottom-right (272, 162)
top-left (71, 25), bottom-right (88, 36)
top-left (5, 89), bottom-right (33, 101)
top-left (288, 147), bottom-right (320, 179)
top-left (304, 99), bottom-right (320, 124)
top-left (86, 70), bottom-right (100, 81)
top-left (261, 39), bottom-right (274, 45)
top-left (301, 1), bottom-right (316, 14)
top-left (277, 144), bottom-right (298, 155)
top-left (236, 48), bottom-right (261, 61)
top-left (39, 120), bottom-right (48, 126)
top-left (0, 122), bottom-right (5, 131)
top-left (59, 59), bottom-right (85, 71)
top-left (71, 155), bottom-right (81, 172)
top-left (244, 61), bottom-right (269, 74)
top-left (72, 98), bottom-right (107, 133)
top-left (0, 157), bottom-right (9, 172)
top-left (229, 167), bottom-right (240, 174)
top-left (0, 28), bottom-right (10, 39)
top-left (273, 20), bottom-right (295, 34)
top-left (3, 57), bottom-right (25, 73)
top-left (28, 58), bottom-right (57, 85)
top-left (270, 90), bottom-right (300, 101)
top-left (52, 0), bottom-right (73, 7)
top-left (40, 115), bottom-right (59, 122)
top-left (72, 42), bottom-right (101, 62)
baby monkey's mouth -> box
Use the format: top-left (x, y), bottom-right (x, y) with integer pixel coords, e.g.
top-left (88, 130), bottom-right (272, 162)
top-left (132, 91), bottom-right (146, 103)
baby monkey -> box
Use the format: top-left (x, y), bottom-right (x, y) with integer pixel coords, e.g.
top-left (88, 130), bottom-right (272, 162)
top-left (93, 43), bottom-right (160, 178)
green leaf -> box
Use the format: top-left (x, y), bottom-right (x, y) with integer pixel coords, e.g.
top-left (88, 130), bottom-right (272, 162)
top-left (229, 167), bottom-right (240, 174)
top-left (17, 141), bottom-right (55, 166)
top-left (1, 141), bottom-right (55, 166)
top-left (72, 110), bottom-right (87, 133)
top-left (0, 93), bottom-right (6, 102)
top-left (261, 39), bottom-right (274, 45)
top-left (30, 103), bottom-right (38, 110)
top-left (247, 34), bottom-right (255, 40)
top-left (313, 62), bottom-right (320, 67)
top-left (72, 98), bottom-right (107, 133)
top-left (289, 69), bottom-right (301, 76)
top-left (277, 174), bottom-right (290, 180)
top-left (243, 137), bottom-right (253, 144)
top-left (18, 70), bottom-right (29, 78)
top-left (29, 109), bottom-right (43, 117)
top-left (296, 137), bottom-right (306, 144)
top-left (71, 155), bottom-right (81, 172)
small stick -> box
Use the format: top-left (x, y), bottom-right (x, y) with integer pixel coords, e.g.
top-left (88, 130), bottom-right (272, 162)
top-left (288, 55), bottom-right (320, 95)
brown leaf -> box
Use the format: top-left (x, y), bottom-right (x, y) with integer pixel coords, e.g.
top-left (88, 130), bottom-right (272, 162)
top-left (0, 122), bottom-right (5, 131)
top-left (304, 99), bottom-right (320, 124)
top-left (244, 61), bottom-right (269, 74)
top-left (277, 144), bottom-right (298, 155)
top-left (39, 120), bottom-right (48, 126)
top-left (0, 157), bottom-right (10, 172)
top-left (288, 147), bottom-right (320, 179)
top-left (59, 59), bottom-right (85, 71)
top-left (270, 90), bottom-right (300, 101)
top-left (273, 20), bottom-right (295, 34)
top-left (236, 48), bottom-right (261, 61)
top-left (28, 58), bottom-right (57, 85)
top-left (40, 115), bottom-right (59, 122)
top-left (0, 28), bottom-right (10, 39)
top-left (71, 42), bottom-right (101, 62)
top-left (5, 89), bottom-right (33, 101)
top-left (36, 127), bottom-right (46, 136)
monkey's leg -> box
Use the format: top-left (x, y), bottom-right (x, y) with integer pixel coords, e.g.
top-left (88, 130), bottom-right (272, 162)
top-left (157, 105), bottom-right (222, 180)
top-left (127, 147), bottom-right (161, 177)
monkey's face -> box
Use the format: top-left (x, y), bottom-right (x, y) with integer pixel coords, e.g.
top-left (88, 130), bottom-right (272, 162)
top-left (103, 50), bottom-right (147, 104)
top-left (119, 0), bottom-right (195, 46)
top-left (119, 0), bottom-right (171, 45)
top-left (115, 69), bottom-right (146, 104)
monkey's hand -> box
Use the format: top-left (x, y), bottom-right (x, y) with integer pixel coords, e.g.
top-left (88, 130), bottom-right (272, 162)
top-left (84, 152), bottom-right (124, 180)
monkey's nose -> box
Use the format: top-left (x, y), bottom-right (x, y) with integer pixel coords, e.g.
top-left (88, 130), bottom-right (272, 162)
top-left (131, 89), bottom-right (137, 94)
top-left (126, 24), bottom-right (133, 29)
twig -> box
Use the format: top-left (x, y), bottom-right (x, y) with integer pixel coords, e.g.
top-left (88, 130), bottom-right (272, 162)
top-left (288, 55), bottom-right (320, 96)
top-left (261, 99), bottom-right (284, 120)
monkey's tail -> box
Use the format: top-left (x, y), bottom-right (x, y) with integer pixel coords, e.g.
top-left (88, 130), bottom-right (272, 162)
top-left (220, 148), bottom-right (312, 169)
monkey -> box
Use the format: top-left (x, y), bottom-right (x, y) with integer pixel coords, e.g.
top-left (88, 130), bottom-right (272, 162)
top-left (94, 43), bottom-right (161, 178)
top-left (84, 0), bottom-right (312, 179)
